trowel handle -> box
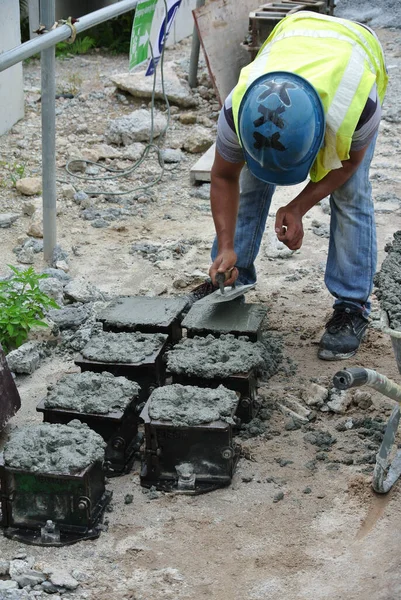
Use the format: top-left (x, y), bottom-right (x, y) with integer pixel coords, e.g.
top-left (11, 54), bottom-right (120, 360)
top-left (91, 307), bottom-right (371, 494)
top-left (216, 269), bottom-right (236, 292)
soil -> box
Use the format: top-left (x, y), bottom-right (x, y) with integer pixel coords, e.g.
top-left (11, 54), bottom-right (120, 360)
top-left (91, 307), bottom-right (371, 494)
top-left (0, 19), bottom-right (401, 600)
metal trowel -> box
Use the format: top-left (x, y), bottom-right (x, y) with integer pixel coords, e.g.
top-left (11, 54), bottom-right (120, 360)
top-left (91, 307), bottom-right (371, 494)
top-left (198, 270), bottom-right (256, 305)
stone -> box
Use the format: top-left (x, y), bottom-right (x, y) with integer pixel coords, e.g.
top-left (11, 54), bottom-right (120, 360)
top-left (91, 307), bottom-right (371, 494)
top-left (91, 143), bottom-right (121, 159)
top-left (273, 491), bottom-right (284, 503)
top-left (302, 382), bottom-right (328, 407)
top-left (38, 277), bottom-right (64, 306)
top-left (21, 199), bottom-right (41, 216)
top-left (16, 177), bottom-right (42, 196)
top-left (110, 62), bottom-right (198, 108)
top-left (27, 208), bottom-right (43, 238)
top-left (0, 212), bottom-right (19, 228)
top-left (92, 218), bottom-right (109, 228)
top-left (279, 394), bottom-right (311, 423)
top-left (60, 183), bottom-right (76, 200)
top-left (51, 245), bottom-right (69, 266)
top-left (353, 389), bottom-right (373, 410)
top-left (162, 148), bottom-right (183, 163)
top-left (48, 304), bottom-right (90, 330)
top-left (327, 389), bottom-right (353, 414)
top-left (6, 342), bottom-right (41, 375)
top-left (0, 559), bottom-right (10, 575)
top-left (104, 109), bottom-right (168, 146)
top-left (41, 268), bottom-right (71, 283)
top-left (179, 112), bottom-right (197, 125)
top-left (55, 260), bottom-right (69, 272)
top-left (123, 142), bottom-right (146, 161)
top-left (48, 570), bottom-right (79, 591)
top-left (27, 317), bottom-right (59, 344)
top-left (182, 126), bottom-right (215, 154)
top-left (73, 191), bottom-right (89, 205)
top-left (9, 557), bottom-right (35, 580)
top-left (15, 570), bottom-right (46, 588)
top-left (16, 247), bottom-right (35, 264)
top-left (124, 493), bottom-right (134, 504)
top-left (0, 580), bottom-right (19, 591)
top-left (64, 278), bottom-right (105, 303)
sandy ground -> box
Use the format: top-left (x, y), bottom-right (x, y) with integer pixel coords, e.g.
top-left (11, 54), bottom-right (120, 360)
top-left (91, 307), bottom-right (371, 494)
top-left (0, 19), bottom-right (401, 600)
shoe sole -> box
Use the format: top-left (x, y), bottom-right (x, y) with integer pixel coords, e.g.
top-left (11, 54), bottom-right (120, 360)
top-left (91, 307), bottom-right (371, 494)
top-left (318, 348), bottom-right (358, 361)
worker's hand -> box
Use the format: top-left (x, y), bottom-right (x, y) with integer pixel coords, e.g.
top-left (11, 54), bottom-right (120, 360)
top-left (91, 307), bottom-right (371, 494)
top-left (275, 204), bottom-right (304, 250)
top-left (209, 250), bottom-right (239, 287)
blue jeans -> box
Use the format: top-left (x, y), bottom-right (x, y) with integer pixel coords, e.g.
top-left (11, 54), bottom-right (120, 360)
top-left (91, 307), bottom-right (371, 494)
top-left (211, 133), bottom-right (378, 316)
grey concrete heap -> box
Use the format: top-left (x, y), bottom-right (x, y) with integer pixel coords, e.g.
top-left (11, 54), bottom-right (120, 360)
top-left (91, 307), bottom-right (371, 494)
top-left (81, 331), bottom-right (167, 364)
top-left (375, 231), bottom-right (401, 329)
top-left (167, 334), bottom-right (266, 378)
top-left (98, 296), bottom-right (188, 328)
top-left (3, 421), bottom-right (106, 474)
top-left (44, 371), bottom-right (141, 415)
top-left (148, 384), bottom-right (239, 427)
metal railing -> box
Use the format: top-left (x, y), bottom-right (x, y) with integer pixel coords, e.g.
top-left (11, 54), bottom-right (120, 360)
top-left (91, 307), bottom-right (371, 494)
top-left (0, 0), bottom-right (139, 261)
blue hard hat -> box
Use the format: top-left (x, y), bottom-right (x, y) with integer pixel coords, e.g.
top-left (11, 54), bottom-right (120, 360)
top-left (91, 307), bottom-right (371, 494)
top-left (237, 71), bottom-right (325, 185)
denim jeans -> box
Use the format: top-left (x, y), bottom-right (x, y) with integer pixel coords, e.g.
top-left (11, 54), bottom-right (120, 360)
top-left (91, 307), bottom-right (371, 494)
top-left (211, 133), bottom-right (378, 316)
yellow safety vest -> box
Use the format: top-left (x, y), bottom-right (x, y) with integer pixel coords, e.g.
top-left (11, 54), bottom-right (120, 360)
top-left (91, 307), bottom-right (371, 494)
top-left (232, 11), bottom-right (388, 182)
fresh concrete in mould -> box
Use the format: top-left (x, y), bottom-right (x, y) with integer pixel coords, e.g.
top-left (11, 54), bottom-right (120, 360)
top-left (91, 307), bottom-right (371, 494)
top-left (375, 231), bottom-right (401, 329)
top-left (148, 384), bottom-right (238, 426)
top-left (44, 371), bottom-right (141, 415)
top-left (182, 302), bottom-right (267, 336)
top-left (4, 421), bottom-right (105, 474)
top-left (82, 331), bottom-right (168, 363)
top-left (98, 296), bottom-right (188, 328)
top-left (167, 334), bottom-right (266, 378)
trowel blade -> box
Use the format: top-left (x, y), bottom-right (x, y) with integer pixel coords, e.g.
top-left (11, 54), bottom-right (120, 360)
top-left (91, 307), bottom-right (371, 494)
top-left (198, 283), bottom-right (256, 304)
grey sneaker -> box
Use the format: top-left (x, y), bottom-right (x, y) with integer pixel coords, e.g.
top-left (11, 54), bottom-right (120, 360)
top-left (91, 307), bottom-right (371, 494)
top-left (318, 306), bottom-right (369, 361)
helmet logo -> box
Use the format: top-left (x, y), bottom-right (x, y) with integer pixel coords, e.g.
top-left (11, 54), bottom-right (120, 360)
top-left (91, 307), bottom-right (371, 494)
top-left (257, 80), bottom-right (296, 107)
top-left (253, 105), bottom-right (285, 129)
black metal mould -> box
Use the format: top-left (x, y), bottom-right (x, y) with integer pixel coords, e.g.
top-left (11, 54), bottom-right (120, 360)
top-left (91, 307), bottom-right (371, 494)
top-left (139, 401), bottom-right (240, 495)
top-left (169, 370), bottom-right (259, 425)
top-left (36, 396), bottom-right (143, 477)
top-left (182, 302), bottom-right (267, 342)
top-left (0, 456), bottom-right (111, 546)
top-left (97, 296), bottom-right (189, 343)
top-left (75, 334), bottom-right (169, 402)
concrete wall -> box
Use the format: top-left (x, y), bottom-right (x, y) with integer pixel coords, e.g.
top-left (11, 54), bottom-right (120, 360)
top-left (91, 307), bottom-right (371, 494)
top-left (0, 1), bottom-right (24, 136)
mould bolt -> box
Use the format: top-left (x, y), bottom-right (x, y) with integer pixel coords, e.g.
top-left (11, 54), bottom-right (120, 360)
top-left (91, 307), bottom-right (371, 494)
top-left (241, 397), bottom-right (251, 408)
top-left (77, 497), bottom-right (90, 511)
top-left (222, 447), bottom-right (234, 460)
top-left (112, 437), bottom-right (125, 450)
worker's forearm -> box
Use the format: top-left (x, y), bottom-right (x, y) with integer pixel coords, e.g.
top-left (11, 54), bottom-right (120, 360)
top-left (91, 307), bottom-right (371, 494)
top-left (289, 162), bottom-right (360, 216)
top-left (210, 175), bottom-right (240, 252)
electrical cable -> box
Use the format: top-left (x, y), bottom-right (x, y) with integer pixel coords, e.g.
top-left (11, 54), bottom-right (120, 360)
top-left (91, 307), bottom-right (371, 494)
top-left (62, 0), bottom-right (172, 197)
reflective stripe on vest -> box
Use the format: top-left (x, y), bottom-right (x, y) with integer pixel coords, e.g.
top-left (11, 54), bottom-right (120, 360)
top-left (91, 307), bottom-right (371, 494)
top-left (232, 13), bottom-right (388, 182)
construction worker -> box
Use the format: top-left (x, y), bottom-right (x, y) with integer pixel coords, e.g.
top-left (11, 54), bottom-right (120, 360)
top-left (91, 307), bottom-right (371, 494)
top-left (209, 11), bottom-right (388, 361)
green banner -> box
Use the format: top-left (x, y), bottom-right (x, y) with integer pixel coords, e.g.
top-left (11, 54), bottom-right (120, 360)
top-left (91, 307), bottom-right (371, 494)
top-left (129, 0), bottom-right (158, 70)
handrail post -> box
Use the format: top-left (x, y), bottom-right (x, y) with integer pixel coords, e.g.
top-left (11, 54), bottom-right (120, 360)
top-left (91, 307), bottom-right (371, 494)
top-left (40, 0), bottom-right (57, 263)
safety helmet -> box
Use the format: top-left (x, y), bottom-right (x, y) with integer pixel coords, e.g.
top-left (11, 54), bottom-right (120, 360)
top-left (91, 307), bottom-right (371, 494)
top-left (237, 72), bottom-right (325, 185)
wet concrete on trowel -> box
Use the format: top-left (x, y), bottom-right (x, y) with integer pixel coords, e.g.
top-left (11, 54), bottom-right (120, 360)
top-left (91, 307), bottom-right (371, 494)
top-left (167, 334), bottom-right (266, 378)
top-left (182, 302), bottom-right (267, 338)
top-left (375, 230), bottom-right (401, 329)
top-left (98, 296), bottom-right (188, 328)
top-left (81, 331), bottom-right (168, 363)
top-left (44, 371), bottom-right (140, 414)
top-left (148, 383), bottom-right (238, 426)
top-left (3, 420), bottom-right (106, 474)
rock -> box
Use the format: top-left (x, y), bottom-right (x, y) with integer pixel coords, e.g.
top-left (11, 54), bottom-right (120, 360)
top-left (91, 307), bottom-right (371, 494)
top-left (302, 382), bottom-right (328, 407)
top-left (17, 237), bottom-right (43, 254)
top-left (6, 342), bottom-right (41, 374)
top-left (311, 219), bottom-right (330, 238)
top-left (92, 218), bottom-right (109, 228)
top-left (104, 109), bottom-right (168, 146)
top-left (15, 569), bottom-right (46, 588)
top-left (16, 177), bottom-right (41, 196)
top-left (48, 569), bottom-right (79, 591)
top-left (124, 493), bottom-right (134, 504)
top-left (81, 148), bottom-right (101, 163)
top-left (48, 304), bottom-right (90, 330)
top-left (91, 143), bottom-right (121, 159)
top-left (110, 62), bottom-right (198, 108)
top-left (16, 247), bottom-right (35, 264)
top-left (264, 231), bottom-right (297, 259)
top-left (61, 321), bottom-right (103, 351)
top-left (60, 183), bottom-right (76, 200)
top-left (179, 112), bottom-right (197, 125)
top-left (353, 389), bottom-right (373, 410)
top-left (0, 212), bottom-right (19, 228)
top-left (21, 199), bottom-right (42, 216)
top-left (41, 580), bottom-right (60, 594)
top-left (162, 148), bottom-right (183, 163)
top-left (319, 197), bottom-right (331, 215)
top-left (279, 394), bottom-right (311, 423)
top-left (0, 580), bottom-right (19, 591)
top-left (64, 278), bottom-right (105, 303)
top-left (9, 557), bottom-right (35, 580)
top-left (27, 208), bottom-right (43, 238)
top-left (51, 245), bottom-right (69, 266)
top-left (0, 559), bottom-right (10, 575)
top-left (273, 491), bottom-right (284, 503)
top-left (41, 268), bottom-right (71, 283)
top-left (27, 316), bottom-right (59, 344)
top-left (123, 142), bottom-right (146, 161)
top-left (71, 569), bottom-right (91, 583)
top-left (55, 260), bottom-right (69, 272)
top-left (73, 191), bottom-right (89, 205)
top-left (327, 389), bottom-right (353, 414)
top-left (39, 277), bottom-right (64, 305)
top-left (182, 126), bottom-right (214, 154)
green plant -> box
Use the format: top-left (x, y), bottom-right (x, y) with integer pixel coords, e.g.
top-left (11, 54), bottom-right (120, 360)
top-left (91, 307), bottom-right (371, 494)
top-left (56, 35), bottom-right (96, 58)
top-left (57, 72), bottom-right (83, 96)
top-left (0, 266), bottom-right (60, 352)
top-left (0, 161), bottom-right (26, 188)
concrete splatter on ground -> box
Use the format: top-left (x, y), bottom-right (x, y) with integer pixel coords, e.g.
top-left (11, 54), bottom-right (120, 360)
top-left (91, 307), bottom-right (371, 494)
top-left (81, 331), bottom-right (168, 363)
top-left (4, 421), bottom-right (105, 474)
top-left (148, 384), bottom-right (238, 426)
top-left (44, 371), bottom-right (140, 414)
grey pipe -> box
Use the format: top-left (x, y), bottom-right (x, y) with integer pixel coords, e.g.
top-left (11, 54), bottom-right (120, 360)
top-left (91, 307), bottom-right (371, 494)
top-left (188, 0), bottom-right (205, 89)
top-left (41, 0), bottom-right (57, 262)
top-left (0, 0), bottom-right (139, 73)
top-left (333, 367), bottom-right (401, 403)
